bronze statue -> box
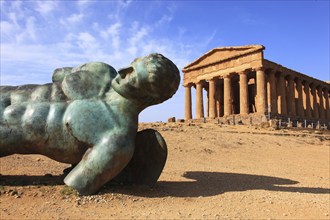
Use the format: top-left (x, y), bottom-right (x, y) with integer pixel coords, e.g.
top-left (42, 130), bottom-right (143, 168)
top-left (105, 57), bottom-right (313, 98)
top-left (0, 53), bottom-right (180, 195)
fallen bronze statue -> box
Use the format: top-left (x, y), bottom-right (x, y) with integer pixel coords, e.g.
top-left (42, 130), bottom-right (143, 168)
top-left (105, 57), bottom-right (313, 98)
top-left (0, 53), bottom-right (180, 195)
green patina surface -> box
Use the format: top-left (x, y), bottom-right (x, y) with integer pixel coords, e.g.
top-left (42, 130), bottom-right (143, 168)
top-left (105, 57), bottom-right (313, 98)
top-left (0, 54), bottom-right (180, 195)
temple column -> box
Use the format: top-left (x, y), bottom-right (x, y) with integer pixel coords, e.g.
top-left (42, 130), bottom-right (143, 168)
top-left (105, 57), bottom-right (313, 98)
top-left (317, 87), bottom-right (325, 119)
top-left (224, 75), bottom-right (232, 116)
top-left (256, 67), bottom-right (267, 114)
top-left (195, 81), bottom-right (204, 119)
top-left (286, 76), bottom-right (296, 117)
top-left (277, 73), bottom-right (287, 115)
top-left (324, 89), bottom-right (330, 120)
top-left (217, 80), bottom-right (224, 117)
top-left (209, 78), bottom-right (216, 118)
top-left (268, 70), bottom-right (277, 114)
top-left (310, 84), bottom-right (319, 119)
top-left (215, 80), bottom-right (221, 117)
top-left (295, 78), bottom-right (304, 117)
top-left (184, 84), bottom-right (192, 120)
top-left (239, 70), bottom-right (249, 115)
top-left (303, 81), bottom-right (312, 118)
top-left (205, 86), bottom-right (209, 118)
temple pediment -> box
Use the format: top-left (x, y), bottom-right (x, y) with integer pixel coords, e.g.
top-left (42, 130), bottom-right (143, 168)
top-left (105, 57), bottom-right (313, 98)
top-left (183, 45), bottom-right (265, 71)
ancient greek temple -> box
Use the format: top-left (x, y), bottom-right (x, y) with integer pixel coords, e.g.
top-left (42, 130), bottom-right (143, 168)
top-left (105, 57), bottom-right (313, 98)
top-left (182, 45), bottom-right (330, 124)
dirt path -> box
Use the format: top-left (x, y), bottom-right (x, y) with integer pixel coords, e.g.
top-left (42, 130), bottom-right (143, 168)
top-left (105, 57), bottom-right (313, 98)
top-left (1, 123), bottom-right (329, 219)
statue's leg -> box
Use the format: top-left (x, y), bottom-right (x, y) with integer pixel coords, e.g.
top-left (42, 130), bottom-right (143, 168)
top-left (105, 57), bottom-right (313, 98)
top-left (0, 126), bottom-right (26, 157)
top-left (111, 129), bottom-right (167, 186)
top-left (0, 92), bottom-right (28, 157)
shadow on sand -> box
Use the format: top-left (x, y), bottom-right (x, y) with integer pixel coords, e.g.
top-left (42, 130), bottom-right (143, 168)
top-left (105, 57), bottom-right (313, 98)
top-left (153, 171), bottom-right (330, 197)
top-left (1, 171), bottom-right (329, 197)
top-left (0, 174), bottom-right (65, 186)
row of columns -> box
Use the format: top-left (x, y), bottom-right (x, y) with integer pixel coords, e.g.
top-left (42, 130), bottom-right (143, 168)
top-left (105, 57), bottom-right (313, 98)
top-left (267, 69), bottom-right (330, 120)
top-left (184, 67), bottom-right (330, 121)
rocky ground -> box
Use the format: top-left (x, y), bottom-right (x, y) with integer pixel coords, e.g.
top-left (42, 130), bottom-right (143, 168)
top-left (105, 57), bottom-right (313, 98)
top-left (1, 122), bottom-right (329, 219)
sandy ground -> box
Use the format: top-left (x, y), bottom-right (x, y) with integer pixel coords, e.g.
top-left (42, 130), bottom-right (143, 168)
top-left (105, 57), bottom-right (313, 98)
top-left (0, 122), bottom-right (329, 219)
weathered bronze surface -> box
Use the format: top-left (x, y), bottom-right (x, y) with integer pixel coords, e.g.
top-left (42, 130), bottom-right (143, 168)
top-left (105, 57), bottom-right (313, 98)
top-left (112, 129), bottom-right (168, 186)
top-left (0, 53), bottom-right (180, 195)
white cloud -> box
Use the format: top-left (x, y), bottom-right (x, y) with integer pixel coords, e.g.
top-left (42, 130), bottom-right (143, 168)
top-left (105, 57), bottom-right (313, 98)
top-left (15, 16), bottom-right (38, 43)
top-left (100, 22), bottom-right (122, 50)
top-left (155, 14), bottom-right (173, 28)
top-left (0, 20), bottom-right (17, 35)
top-left (59, 31), bottom-right (102, 57)
top-left (1, 40), bottom-right (108, 86)
top-left (11, 0), bottom-right (23, 11)
top-left (0, 1), bottom-right (216, 122)
top-left (69, 13), bottom-right (84, 23)
top-left (76, 0), bottom-right (94, 10)
top-left (8, 12), bottom-right (18, 24)
top-left (62, 13), bottom-right (84, 26)
top-left (116, 0), bottom-right (133, 12)
top-left (34, 1), bottom-right (58, 16)
top-left (126, 22), bottom-right (149, 56)
top-left (1, 43), bottom-right (63, 85)
top-left (204, 30), bottom-right (217, 47)
top-left (126, 46), bottom-right (137, 57)
top-left (1, 2), bottom-right (40, 44)
top-left (142, 41), bottom-right (167, 55)
top-left (1, 44), bottom-right (42, 62)
top-left (130, 22), bottom-right (149, 44)
top-left (106, 0), bottom-right (132, 21)
top-left (1, 1), bottom-right (207, 81)
top-left (77, 32), bottom-right (98, 51)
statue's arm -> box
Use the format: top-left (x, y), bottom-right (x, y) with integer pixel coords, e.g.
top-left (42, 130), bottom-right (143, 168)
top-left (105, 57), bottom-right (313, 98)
top-left (63, 131), bottom-right (135, 195)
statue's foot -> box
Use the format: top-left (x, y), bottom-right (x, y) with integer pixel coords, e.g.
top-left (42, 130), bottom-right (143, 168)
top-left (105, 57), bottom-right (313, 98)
top-left (111, 129), bottom-right (167, 186)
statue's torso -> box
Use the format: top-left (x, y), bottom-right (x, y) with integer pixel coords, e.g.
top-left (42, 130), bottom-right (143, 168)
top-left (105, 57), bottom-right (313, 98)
top-left (1, 84), bottom-right (136, 164)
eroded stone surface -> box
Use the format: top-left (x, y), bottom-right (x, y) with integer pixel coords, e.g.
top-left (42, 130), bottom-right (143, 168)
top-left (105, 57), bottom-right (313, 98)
top-left (182, 45), bottom-right (330, 127)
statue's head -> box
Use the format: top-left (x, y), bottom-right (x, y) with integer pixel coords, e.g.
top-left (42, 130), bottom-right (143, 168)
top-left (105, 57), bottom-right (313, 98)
top-left (112, 53), bottom-right (180, 107)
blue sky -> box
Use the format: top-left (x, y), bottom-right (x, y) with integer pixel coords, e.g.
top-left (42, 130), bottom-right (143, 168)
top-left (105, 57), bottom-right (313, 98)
top-left (1, 0), bottom-right (329, 122)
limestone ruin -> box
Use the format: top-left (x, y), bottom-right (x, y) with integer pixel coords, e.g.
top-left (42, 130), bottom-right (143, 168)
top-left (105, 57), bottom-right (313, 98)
top-left (182, 45), bottom-right (330, 126)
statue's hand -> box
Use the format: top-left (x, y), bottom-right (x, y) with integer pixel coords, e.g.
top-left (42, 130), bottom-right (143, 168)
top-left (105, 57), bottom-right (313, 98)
top-left (64, 132), bottom-right (134, 195)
